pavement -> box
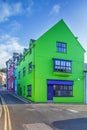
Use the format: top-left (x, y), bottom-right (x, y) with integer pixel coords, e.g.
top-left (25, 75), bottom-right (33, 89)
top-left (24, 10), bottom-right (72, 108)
top-left (0, 86), bottom-right (31, 104)
top-left (0, 104), bottom-right (2, 118)
top-left (22, 103), bottom-right (87, 130)
top-left (23, 123), bottom-right (53, 130)
top-left (7, 91), bottom-right (32, 104)
top-left (1, 88), bottom-right (87, 130)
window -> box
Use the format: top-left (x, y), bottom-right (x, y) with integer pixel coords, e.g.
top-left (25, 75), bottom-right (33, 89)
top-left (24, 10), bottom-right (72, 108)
top-left (27, 85), bottom-right (32, 96)
top-left (30, 48), bottom-right (32, 54)
top-left (23, 67), bottom-right (26, 76)
top-left (18, 71), bottom-right (20, 79)
top-left (29, 62), bottom-right (32, 72)
top-left (56, 42), bottom-right (66, 53)
top-left (54, 59), bottom-right (72, 73)
top-left (53, 85), bottom-right (73, 97)
top-left (29, 44), bottom-right (32, 54)
top-left (23, 86), bottom-right (25, 96)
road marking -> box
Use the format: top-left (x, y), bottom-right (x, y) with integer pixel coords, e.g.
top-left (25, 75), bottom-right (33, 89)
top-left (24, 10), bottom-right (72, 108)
top-left (3, 105), bottom-right (7, 130)
top-left (6, 105), bottom-right (12, 130)
top-left (23, 123), bottom-right (53, 130)
top-left (0, 105), bottom-right (2, 118)
top-left (67, 109), bottom-right (78, 113)
top-left (0, 95), bottom-right (12, 130)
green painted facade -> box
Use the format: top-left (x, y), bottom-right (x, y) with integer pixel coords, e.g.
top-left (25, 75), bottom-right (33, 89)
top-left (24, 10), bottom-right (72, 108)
top-left (17, 20), bottom-right (85, 103)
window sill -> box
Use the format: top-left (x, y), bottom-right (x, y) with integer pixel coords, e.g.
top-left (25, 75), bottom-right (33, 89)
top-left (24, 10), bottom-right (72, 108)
top-left (53, 72), bottom-right (71, 77)
top-left (54, 96), bottom-right (73, 97)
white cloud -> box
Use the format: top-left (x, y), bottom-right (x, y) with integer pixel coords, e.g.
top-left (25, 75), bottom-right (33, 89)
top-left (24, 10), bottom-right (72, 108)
top-left (7, 20), bottom-right (22, 34)
top-left (26, 0), bottom-right (34, 14)
top-left (0, 34), bottom-right (25, 68)
top-left (0, 2), bottom-right (23, 22)
top-left (50, 4), bottom-right (60, 15)
top-left (0, 0), bottom-right (34, 22)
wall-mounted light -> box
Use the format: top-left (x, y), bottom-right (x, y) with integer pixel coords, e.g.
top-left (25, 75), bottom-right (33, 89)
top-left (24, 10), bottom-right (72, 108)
top-left (77, 78), bottom-right (80, 81)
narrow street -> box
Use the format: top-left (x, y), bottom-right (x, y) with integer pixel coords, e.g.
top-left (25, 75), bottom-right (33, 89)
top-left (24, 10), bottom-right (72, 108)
top-left (0, 89), bottom-right (29, 130)
top-left (0, 88), bottom-right (87, 130)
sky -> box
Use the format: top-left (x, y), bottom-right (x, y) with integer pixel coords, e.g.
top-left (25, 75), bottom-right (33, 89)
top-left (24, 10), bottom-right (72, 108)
top-left (0, 0), bottom-right (87, 68)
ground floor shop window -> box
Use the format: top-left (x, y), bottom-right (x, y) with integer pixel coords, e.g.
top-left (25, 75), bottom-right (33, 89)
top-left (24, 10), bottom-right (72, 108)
top-left (27, 85), bottom-right (32, 96)
top-left (53, 85), bottom-right (73, 97)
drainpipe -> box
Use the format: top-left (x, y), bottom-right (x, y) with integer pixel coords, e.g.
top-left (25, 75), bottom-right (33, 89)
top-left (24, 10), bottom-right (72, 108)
top-left (33, 44), bottom-right (35, 102)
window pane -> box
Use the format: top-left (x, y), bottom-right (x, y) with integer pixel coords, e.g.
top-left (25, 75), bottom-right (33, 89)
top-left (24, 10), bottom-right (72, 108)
top-left (61, 61), bottom-right (64, 66)
top-left (66, 62), bottom-right (69, 66)
top-left (64, 86), bottom-right (68, 90)
top-left (68, 86), bottom-right (72, 90)
top-left (55, 60), bottom-right (60, 65)
top-left (27, 85), bottom-right (32, 96)
top-left (29, 62), bottom-right (32, 72)
top-left (58, 47), bottom-right (62, 52)
top-left (62, 43), bottom-right (66, 47)
top-left (68, 62), bottom-right (71, 66)
top-left (18, 71), bottom-right (20, 79)
top-left (23, 67), bottom-right (26, 76)
top-left (66, 61), bottom-right (71, 66)
top-left (58, 43), bottom-right (61, 46)
top-left (54, 59), bottom-right (72, 73)
top-left (63, 48), bottom-right (66, 53)
top-left (54, 84), bottom-right (73, 97)
top-left (56, 42), bottom-right (66, 53)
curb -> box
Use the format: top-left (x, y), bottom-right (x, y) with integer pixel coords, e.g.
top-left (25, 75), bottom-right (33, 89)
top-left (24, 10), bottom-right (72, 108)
top-left (12, 94), bottom-right (31, 104)
top-left (7, 91), bottom-right (31, 104)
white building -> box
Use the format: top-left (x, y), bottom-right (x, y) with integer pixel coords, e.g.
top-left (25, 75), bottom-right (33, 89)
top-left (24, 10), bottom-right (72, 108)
top-left (0, 72), bottom-right (6, 87)
top-left (84, 63), bottom-right (87, 104)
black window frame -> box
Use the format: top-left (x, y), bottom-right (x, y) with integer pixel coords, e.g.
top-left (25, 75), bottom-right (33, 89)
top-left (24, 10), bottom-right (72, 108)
top-left (18, 71), bottom-right (20, 79)
top-left (56, 42), bottom-right (67, 53)
top-left (27, 85), bottom-right (32, 97)
top-left (23, 67), bottom-right (26, 76)
top-left (23, 86), bottom-right (25, 96)
top-left (53, 85), bottom-right (73, 97)
top-left (54, 59), bottom-right (72, 73)
top-left (29, 62), bottom-right (32, 72)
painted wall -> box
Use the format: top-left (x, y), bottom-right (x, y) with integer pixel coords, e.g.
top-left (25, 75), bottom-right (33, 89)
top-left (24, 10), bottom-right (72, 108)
top-left (17, 20), bottom-right (85, 103)
top-left (14, 66), bottom-right (18, 94)
top-left (17, 44), bottom-right (35, 101)
top-left (34, 20), bottom-right (85, 103)
top-left (84, 72), bottom-right (87, 103)
top-left (6, 53), bottom-right (20, 92)
top-left (8, 65), bottom-right (14, 92)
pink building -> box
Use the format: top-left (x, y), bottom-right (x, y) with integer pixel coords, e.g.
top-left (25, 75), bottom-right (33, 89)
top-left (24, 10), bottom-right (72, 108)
top-left (6, 59), bottom-right (14, 92)
top-left (6, 52), bottom-right (19, 92)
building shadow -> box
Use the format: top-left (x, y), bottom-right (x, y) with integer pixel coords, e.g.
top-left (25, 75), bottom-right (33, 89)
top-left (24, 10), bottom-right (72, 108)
top-left (0, 90), bottom-right (31, 105)
top-left (52, 118), bottom-right (87, 130)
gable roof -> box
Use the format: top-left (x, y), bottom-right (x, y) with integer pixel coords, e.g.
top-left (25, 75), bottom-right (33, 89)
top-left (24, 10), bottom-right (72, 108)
top-left (35, 19), bottom-right (85, 52)
top-left (60, 20), bottom-right (85, 52)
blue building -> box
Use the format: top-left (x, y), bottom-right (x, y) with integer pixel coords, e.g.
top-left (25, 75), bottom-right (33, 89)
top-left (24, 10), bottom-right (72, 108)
top-left (6, 52), bottom-right (19, 93)
top-left (13, 52), bottom-right (20, 93)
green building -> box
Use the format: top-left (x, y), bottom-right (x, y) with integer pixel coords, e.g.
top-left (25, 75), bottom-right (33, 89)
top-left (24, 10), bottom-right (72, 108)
top-left (17, 19), bottom-right (85, 103)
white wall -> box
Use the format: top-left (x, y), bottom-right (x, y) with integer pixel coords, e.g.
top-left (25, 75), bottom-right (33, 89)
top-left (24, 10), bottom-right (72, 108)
top-left (85, 72), bottom-right (87, 104)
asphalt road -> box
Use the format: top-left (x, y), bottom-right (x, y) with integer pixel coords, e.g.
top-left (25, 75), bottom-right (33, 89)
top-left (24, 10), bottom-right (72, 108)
top-left (0, 89), bottom-right (87, 130)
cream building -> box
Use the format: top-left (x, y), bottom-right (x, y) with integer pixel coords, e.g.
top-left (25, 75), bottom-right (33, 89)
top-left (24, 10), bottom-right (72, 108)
top-left (0, 72), bottom-right (6, 87)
